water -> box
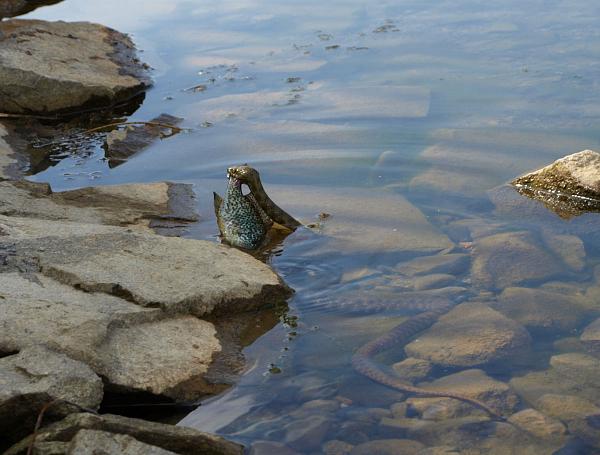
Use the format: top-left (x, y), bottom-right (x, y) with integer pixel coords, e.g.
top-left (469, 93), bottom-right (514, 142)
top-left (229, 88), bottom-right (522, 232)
top-left (22, 0), bottom-right (600, 453)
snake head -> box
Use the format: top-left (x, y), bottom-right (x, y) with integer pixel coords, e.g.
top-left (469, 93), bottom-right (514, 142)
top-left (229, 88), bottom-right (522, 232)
top-left (227, 164), bottom-right (259, 184)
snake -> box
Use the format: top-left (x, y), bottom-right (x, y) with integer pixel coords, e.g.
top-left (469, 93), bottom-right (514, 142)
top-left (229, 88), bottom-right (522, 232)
top-left (215, 165), bottom-right (503, 420)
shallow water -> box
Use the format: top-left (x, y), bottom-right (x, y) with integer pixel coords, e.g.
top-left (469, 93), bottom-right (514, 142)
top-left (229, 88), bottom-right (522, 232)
top-left (23, 0), bottom-right (600, 453)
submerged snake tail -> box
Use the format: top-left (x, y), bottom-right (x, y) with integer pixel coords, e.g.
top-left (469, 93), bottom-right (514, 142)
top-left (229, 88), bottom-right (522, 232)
top-left (351, 307), bottom-right (503, 420)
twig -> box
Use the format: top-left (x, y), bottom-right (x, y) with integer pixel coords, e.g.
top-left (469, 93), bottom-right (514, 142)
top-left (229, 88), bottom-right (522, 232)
top-left (82, 121), bottom-right (184, 135)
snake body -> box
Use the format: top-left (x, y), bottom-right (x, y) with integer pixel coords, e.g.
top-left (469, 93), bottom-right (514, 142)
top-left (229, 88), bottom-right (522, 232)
top-left (351, 304), bottom-right (502, 420)
top-left (217, 165), bottom-right (502, 420)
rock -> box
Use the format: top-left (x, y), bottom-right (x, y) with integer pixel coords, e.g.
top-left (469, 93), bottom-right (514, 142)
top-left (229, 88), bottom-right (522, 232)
top-left (104, 114), bottom-right (183, 167)
top-left (492, 287), bottom-right (590, 333)
top-left (322, 439), bottom-right (354, 455)
top-left (0, 346), bottom-right (103, 446)
top-left (416, 447), bottom-right (460, 455)
top-left (68, 429), bottom-right (177, 454)
top-left (0, 1), bottom-right (63, 18)
top-left (249, 441), bottom-right (301, 455)
top-left (393, 254), bottom-right (470, 277)
top-left (5, 412), bottom-right (243, 455)
top-left (391, 358), bottom-right (432, 383)
top-left (1, 223), bottom-right (291, 316)
top-left (0, 180), bottom-right (198, 230)
top-left (471, 231), bottom-right (567, 290)
top-left (418, 369), bottom-right (519, 415)
top-left (512, 150), bottom-right (600, 218)
top-left (549, 352), bottom-right (600, 386)
top-left (406, 397), bottom-right (480, 421)
top-left (405, 302), bottom-right (531, 367)
top-left (289, 399), bottom-right (340, 419)
top-left (581, 318), bottom-right (600, 358)
top-left (507, 409), bottom-right (567, 443)
top-left (541, 232), bottom-right (586, 271)
top-left (0, 20), bottom-right (150, 115)
top-left (413, 274), bottom-right (457, 291)
top-left (349, 439), bottom-right (425, 455)
top-left (265, 184), bottom-right (453, 256)
top-left (0, 123), bottom-right (20, 180)
top-left (284, 416), bottom-right (332, 451)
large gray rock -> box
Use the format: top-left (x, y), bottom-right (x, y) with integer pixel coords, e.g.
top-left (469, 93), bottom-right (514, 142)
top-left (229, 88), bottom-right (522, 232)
top-left (471, 231), bottom-right (568, 290)
top-left (5, 412), bottom-right (244, 455)
top-left (405, 302), bottom-right (531, 367)
top-left (0, 20), bottom-right (150, 114)
top-left (0, 346), bottom-right (103, 446)
top-left (0, 1), bottom-right (63, 18)
top-left (68, 429), bottom-right (177, 455)
top-left (512, 150), bottom-right (600, 218)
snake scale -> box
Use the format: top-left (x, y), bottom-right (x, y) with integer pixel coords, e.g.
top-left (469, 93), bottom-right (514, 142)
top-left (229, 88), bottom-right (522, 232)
top-left (218, 165), bottom-right (503, 420)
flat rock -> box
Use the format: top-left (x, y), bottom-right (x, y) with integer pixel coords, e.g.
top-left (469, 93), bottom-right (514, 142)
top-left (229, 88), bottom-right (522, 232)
top-left (492, 287), bottom-right (591, 333)
top-left (392, 358), bottom-right (432, 383)
top-left (265, 184), bottom-right (453, 257)
top-left (471, 231), bottom-right (567, 290)
top-left (0, 1), bottom-right (63, 18)
top-left (393, 254), bottom-right (470, 277)
top-left (512, 150), bottom-right (600, 218)
top-left (507, 409), bottom-right (567, 443)
top-left (419, 369), bottom-right (519, 415)
top-left (68, 429), bottom-right (177, 455)
top-left (5, 412), bottom-right (243, 455)
top-left (581, 317), bottom-right (600, 358)
top-left (405, 302), bottom-right (531, 367)
top-left (0, 180), bottom-right (198, 230)
top-left (0, 20), bottom-right (150, 114)
top-left (349, 439), bottom-right (425, 455)
top-left (405, 397), bottom-right (483, 421)
top-left (1, 221), bottom-right (291, 316)
top-left (0, 346), bottom-right (103, 446)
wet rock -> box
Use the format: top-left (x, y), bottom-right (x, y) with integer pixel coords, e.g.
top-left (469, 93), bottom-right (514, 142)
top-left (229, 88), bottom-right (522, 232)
top-left (507, 408), bottom-right (567, 443)
top-left (413, 274), bottom-right (457, 291)
top-left (536, 394), bottom-right (600, 448)
top-left (249, 441), bottom-right (301, 455)
top-left (471, 231), bottom-right (567, 290)
top-left (419, 369), bottom-right (519, 415)
top-left (266, 184), bottom-right (453, 256)
top-left (406, 397), bottom-right (480, 421)
top-left (2, 223), bottom-right (291, 316)
top-left (512, 150), bottom-right (600, 218)
top-left (0, 346), bottom-right (103, 446)
top-left (284, 416), bottom-right (332, 452)
top-left (0, 1), bottom-right (63, 18)
top-left (581, 317), bottom-right (600, 358)
top-left (289, 399), bottom-right (340, 419)
top-left (349, 439), bottom-right (425, 455)
top-left (541, 232), bottom-right (586, 271)
top-left (0, 20), bottom-right (150, 115)
top-left (393, 254), bottom-right (470, 277)
top-left (390, 402), bottom-right (408, 418)
top-left (0, 123), bottom-right (20, 180)
top-left (0, 180), bottom-right (198, 230)
top-left (104, 114), bottom-right (183, 167)
top-left (492, 287), bottom-right (590, 333)
top-left (5, 412), bottom-right (243, 455)
top-left (405, 302), bottom-right (531, 367)
top-left (68, 429), bottom-right (177, 454)
top-left (322, 439), bottom-right (354, 455)
top-left (416, 447), bottom-right (460, 455)
top-left (391, 358), bottom-right (432, 383)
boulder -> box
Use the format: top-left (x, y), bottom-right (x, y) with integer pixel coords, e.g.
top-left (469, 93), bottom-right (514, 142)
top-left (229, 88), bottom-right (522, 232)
top-left (0, 20), bottom-right (150, 114)
top-left (4, 412), bottom-right (243, 455)
top-left (0, 346), bottom-right (103, 446)
top-left (68, 429), bottom-right (177, 454)
top-left (471, 231), bottom-right (568, 290)
top-left (404, 302), bottom-right (531, 367)
top-left (492, 287), bottom-right (591, 333)
top-left (391, 358), bottom-right (432, 383)
top-left (508, 409), bottom-right (567, 443)
top-left (581, 317), bottom-right (600, 358)
top-left (0, 1), bottom-right (63, 19)
top-left (512, 150), bottom-right (600, 218)
top-left (418, 369), bottom-right (520, 415)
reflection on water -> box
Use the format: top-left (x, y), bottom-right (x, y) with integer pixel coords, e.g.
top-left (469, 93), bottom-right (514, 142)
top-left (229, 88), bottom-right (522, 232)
top-left (23, 0), bottom-right (600, 452)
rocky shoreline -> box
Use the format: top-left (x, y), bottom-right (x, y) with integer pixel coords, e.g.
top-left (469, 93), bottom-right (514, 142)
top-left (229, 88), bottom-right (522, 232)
top-left (0, 3), bottom-right (292, 453)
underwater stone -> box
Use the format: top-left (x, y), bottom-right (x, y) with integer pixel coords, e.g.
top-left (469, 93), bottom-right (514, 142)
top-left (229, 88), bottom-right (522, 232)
top-left (581, 317), bottom-right (600, 358)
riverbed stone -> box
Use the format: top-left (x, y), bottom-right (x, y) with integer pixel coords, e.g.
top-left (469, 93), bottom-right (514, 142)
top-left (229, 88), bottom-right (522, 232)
top-left (581, 317), bottom-right (600, 358)
top-left (349, 438), bottom-right (425, 455)
top-left (0, 346), bottom-right (103, 446)
top-left (471, 231), bottom-right (567, 290)
top-left (512, 150), bottom-right (600, 217)
top-left (492, 287), bottom-right (590, 333)
top-left (284, 416), bottom-right (332, 451)
top-left (418, 369), bottom-right (519, 415)
top-left (5, 412), bottom-right (244, 455)
top-left (507, 408), bottom-right (567, 443)
top-left (391, 358), bottom-right (432, 383)
top-left (249, 441), bottom-right (301, 455)
top-left (322, 439), bottom-right (354, 455)
top-left (405, 302), bottom-right (531, 367)
top-left (68, 429), bottom-right (177, 455)
top-left (0, 20), bottom-right (151, 114)
top-left (406, 397), bottom-right (480, 421)
top-left (393, 253), bottom-right (470, 277)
